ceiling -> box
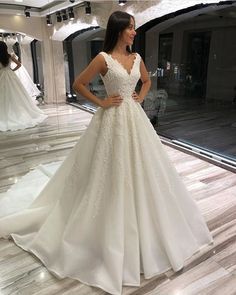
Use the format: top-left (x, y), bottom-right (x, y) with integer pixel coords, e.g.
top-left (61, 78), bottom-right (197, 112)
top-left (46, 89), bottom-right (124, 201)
top-left (0, 0), bottom-right (64, 9)
top-left (0, 0), bottom-right (85, 15)
top-left (0, 0), bottom-right (86, 14)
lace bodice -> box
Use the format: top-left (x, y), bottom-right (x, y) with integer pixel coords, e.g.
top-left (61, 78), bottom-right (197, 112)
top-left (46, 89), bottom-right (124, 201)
top-left (99, 52), bottom-right (141, 101)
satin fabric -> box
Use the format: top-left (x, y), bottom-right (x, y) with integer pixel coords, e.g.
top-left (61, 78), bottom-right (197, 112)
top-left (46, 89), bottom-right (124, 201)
top-left (0, 53), bottom-right (213, 294)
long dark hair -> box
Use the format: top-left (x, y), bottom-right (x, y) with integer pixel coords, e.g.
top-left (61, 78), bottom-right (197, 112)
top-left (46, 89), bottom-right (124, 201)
top-left (0, 41), bottom-right (10, 67)
top-left (103, 11), bottom-right (134, 53)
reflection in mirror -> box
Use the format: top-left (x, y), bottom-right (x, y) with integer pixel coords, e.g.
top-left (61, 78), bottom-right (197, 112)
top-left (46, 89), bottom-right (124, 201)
top-left (2, 33), bottom-right (43, 101)
top-left (64, 26), bottom-right (105, 112)
top-left (0, 32), bottom-right (47, 133)
top-left (144, 3), bottom-right (236, 165)
top-left (1, 33), bottom-right (44, 103)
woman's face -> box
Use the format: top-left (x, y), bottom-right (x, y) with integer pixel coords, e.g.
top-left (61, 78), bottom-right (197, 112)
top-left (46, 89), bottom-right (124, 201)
top-left (119, 17), bottom-right (136, 46)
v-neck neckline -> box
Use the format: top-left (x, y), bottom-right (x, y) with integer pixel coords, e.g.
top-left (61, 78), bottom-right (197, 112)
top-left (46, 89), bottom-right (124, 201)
top-left (108, 53), bottom-right (137, 76)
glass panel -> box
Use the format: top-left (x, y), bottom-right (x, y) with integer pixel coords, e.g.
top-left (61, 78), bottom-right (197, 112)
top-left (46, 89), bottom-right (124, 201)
top-left (145, 7), bottom-right (236, 162)
top-left (158, 33), bottom-right (173, 91)
top-left (65, 28), bottom-right (105, 111)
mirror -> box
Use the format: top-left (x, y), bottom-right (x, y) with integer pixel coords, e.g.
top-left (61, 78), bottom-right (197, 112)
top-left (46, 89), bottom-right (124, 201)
top-left (64, 26), bottom-right (105, 111)
top-left (5, 34), bottom-right (44, 103)
top-left (144, 4), bottom-right (236, 163)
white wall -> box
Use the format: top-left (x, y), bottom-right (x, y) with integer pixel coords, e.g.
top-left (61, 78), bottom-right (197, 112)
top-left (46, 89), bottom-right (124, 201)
top-left (0, 14), bottom-right (43, 40)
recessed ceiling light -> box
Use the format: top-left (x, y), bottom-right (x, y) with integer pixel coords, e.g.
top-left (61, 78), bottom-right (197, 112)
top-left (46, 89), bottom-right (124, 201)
top-left (15, 0), bottom-right (23, 2)
top-left (119, 0), bottom-right (127, 6)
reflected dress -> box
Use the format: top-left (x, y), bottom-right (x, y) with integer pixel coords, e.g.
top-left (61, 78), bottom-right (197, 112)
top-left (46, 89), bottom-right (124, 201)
top-left (0, 62), bottom-right (46, 131)
top-left (0, 52), bottom-right (213, 294)
top-left (10, 55), bottom-right (41, 98)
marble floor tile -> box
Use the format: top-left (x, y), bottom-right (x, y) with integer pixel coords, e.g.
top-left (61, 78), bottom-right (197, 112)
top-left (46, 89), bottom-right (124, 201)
top-left (0, 104), bottom-right (235, 295)
top-left (147, 259), bottom-right (233, 295)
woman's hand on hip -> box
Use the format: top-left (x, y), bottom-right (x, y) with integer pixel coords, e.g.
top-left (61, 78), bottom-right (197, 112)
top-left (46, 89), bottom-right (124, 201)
top-left (100, 95), bottom-right (123, 109)
top-left (132, 91), bottom-right (143, 103)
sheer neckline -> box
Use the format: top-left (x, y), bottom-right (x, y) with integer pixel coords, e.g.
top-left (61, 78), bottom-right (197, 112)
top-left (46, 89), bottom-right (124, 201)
top-left (107, 53), bottom-right (138, 76)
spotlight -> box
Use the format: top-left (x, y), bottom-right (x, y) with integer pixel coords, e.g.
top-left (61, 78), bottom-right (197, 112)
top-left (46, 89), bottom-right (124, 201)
top-left (85, 2), bottom-right (91, 15)
top-left (24, 6), bottom-right (31, 18)
top-left (62, 9), bottom-right (68, 21)
top-left (56, 11), bottom-right (62, 22)
top-left (46, 15), bottom-right (52, 26)
top-left (68, 7), bottom-right (75, 20)
top-left (118, 0), bottom-right (127, 6)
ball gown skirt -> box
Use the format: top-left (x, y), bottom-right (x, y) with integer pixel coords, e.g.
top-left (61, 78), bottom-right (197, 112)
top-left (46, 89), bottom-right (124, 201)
top-left (0, 64), bottom-right (47, 131)
top-left (12, 61), bottom-right (41, 98)
top-left (0, 52), bottom-right (213, 295)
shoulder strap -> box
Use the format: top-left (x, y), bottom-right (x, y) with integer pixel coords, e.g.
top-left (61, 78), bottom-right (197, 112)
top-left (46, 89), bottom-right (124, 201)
top-left (99, 51), bottom-right (114, 71)
top-left (135, 53), bottom-right (141, 64)
top-left (99, 51), bottom-right (110, 63)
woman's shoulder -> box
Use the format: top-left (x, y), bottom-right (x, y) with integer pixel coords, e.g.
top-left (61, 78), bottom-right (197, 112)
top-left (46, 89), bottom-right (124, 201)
top-left (99, 51), bottom-right (112, 59)
top-left (97, 52), bottom-right (111, 64)
top-left (132, 52), bottom-right (141, 63)
top-left (90, 52), bottom-right (107, 62)
top-left (132, 52), bottom-right (141, 58)
top-left (98, 51), bottom-right (107, 57)
top-left (91, 52), bottom-right (108, 70)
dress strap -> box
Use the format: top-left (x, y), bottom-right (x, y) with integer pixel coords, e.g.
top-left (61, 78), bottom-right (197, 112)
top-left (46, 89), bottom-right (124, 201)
top-left (99, 51), bottom-right (141, 70)
top-left (135, 53), bottom-right (141, 63)
top-left (99, 51), bottom-right (113, 73)
top-left (99, 51), bottom-right (111, 64)
top-left (133, 53), bottom-right (141, 70)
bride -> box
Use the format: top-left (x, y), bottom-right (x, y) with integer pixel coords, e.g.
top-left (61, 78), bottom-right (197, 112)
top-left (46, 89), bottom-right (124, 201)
top-left (0, 41), bottom-right (47, 131)
top-left (0, 11), bottom-right (213, 295)
top-left (10, 51), bottom-right (41, 99)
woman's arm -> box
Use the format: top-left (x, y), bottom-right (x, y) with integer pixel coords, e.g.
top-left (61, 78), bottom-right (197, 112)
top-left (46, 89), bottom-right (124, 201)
top-left (10, 55), bottom-right (21, 71)
top-left (73, 54), bottom-right (123, 108)
top-left (132, 58), bottom-right (151, 103)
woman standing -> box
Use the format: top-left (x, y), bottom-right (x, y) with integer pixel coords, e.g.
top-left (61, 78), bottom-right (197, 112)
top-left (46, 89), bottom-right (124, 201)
top-left (0, 41), bottom-right (47, 131)
top-left (10, 51), bottom-right (41, 99)
top-left (0, 12), bottom-right (212, 295)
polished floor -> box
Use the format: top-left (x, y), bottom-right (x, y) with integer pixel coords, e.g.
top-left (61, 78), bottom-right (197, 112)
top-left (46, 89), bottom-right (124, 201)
top-left (157, 101), bottom-right (236, 162)
top-left (0, 104), bottom-right (235, 295)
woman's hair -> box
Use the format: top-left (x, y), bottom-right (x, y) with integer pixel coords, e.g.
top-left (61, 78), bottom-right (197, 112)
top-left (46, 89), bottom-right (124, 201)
top-left (0, 41), bottom-right (10, 67)
top-left (103, 11), bottom-right (134, 53)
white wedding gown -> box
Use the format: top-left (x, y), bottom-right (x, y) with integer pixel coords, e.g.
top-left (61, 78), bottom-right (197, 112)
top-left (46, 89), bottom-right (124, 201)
top-left (0, 52), bottom-right (213, 295)
top-left (10, 55), bottom-right (41, 98)
top-left (0, 62), bottom-right (47, 131)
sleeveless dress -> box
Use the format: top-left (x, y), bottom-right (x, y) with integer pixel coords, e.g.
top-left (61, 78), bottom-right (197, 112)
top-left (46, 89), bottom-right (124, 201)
top-left (0, 52), bottom-right (213, 295)
top-left (13, 63), bottom-right (41, 98)
top-left (10, 54), bottom-right (41, 98)
top-left (0, 62), bottom-right (46, 131)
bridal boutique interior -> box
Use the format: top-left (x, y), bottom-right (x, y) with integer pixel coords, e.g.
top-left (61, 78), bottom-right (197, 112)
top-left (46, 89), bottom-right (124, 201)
top-left (0, 0), bottom-right (236, 294)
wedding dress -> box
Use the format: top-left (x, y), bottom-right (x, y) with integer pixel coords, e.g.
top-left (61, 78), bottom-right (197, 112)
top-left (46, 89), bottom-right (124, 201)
top-left (0, 62), bottom-right (47, 131)
top-left (10, 54), bottom-right (41, 98)
top-left (0, 52), bottom-right (213, 295)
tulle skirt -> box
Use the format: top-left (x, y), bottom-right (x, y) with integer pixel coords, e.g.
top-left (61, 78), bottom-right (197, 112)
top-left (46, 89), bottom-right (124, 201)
top-left (0, 67), bottom-right (46, 131)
